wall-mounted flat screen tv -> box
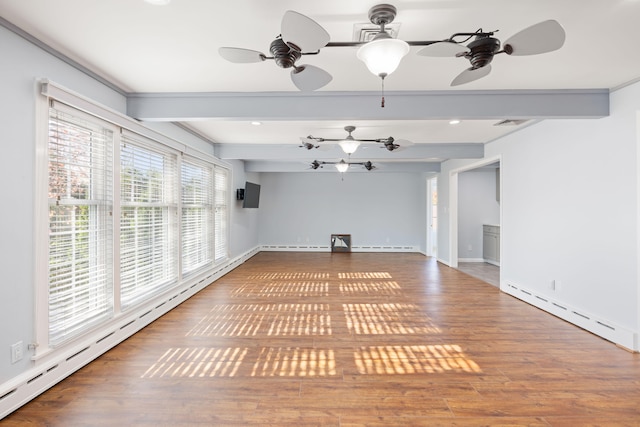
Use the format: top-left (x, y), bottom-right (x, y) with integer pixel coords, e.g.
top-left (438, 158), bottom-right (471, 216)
top-left (242, 181), bottom-right (261, 208)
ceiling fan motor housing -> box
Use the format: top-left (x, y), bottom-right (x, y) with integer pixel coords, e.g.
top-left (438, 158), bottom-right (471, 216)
top-left (368, 4), bottom-right (398, 26)
top-left (467, 36), bottom-right (501, 68)
top-left (270, 38), bottom-right (302, 68)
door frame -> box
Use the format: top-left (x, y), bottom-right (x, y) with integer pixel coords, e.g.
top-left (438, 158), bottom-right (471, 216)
top-left (426, 176), bottom-right (438, 257)
top-left (448, 155), bottom-right (502, 268)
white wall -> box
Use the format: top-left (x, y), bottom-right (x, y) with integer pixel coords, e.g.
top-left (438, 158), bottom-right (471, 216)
top-left (458, 169), bottom-right (500, 259)
top-left (229, 161), bottom-right (261, 257)
top-left (258, 172), bottom-right (427, 251)
top-left (438, 81), bottom-right (640, 348)
top-left (0, 26), bottom-right (132, 384)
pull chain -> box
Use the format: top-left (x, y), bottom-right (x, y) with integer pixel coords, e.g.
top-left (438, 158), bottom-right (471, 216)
top-left (379, 73), bottom-right (387, 108)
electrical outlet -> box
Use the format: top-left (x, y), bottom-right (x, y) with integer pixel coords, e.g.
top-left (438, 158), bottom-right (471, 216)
top-left (467, 244), bottom-right (472, 251)
top-left (10, 341), bottom-right (23, 364)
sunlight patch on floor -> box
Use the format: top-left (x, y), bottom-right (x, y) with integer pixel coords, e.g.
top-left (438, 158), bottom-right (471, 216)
top-left (354, 345), bottom-right (481, 375)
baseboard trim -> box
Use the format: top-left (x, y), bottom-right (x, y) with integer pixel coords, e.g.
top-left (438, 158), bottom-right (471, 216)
top-left (458, 258), bottom-right (485, 263)
top-left (503, 281), bottom-right (638, 352)
top-left (0, 246), bottom-right (260, 420)
top-left (260, 245), bottom-right (419, 253)
top-left (436, 257), bottom-right (452, 267)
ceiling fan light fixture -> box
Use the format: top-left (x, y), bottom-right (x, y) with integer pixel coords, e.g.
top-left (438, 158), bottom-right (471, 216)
top-left (338, 139), bottom-right (361, 154)
top-left (335, 160), bottom-right (349, 173)
top-left (356, 33), bottom-right (409, 78)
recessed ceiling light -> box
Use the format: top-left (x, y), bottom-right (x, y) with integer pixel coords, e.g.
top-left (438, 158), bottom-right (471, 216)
top-left (251, 121), bottom-right (262, 126)
top-left (449, 119), bottom-right (461, 125)
top-left (144, 0), bottom-right (171, 5)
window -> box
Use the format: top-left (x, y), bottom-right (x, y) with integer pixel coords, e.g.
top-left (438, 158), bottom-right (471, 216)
top-left (39, 82), bottom-right (231, 352)
top-left (120, 133), bottom-right (178, 309)
top-left (48, 103), bottom-right (114, 346)
top-left (214, 167), bottom-right (229, 261)
top-left (181, 159), bottom-right (214, 276)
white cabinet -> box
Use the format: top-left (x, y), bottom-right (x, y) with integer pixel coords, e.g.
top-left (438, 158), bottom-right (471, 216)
top-left (483, 225), bottom-right (500, 266)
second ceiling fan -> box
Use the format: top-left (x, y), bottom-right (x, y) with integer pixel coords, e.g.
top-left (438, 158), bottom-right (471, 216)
top-left (301, 126), bottom-right (412, 154)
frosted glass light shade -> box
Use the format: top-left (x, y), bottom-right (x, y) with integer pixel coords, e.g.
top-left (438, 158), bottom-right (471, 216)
top-left (335, 161), bottom-right (349, 173)
top-left (357, 37), bottom-right (410, 77)
top-left (338, 139), bottom-right (361, 154)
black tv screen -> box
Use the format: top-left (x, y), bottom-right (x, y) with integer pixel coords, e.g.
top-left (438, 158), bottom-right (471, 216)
top-left (243, 181), bottom-right (261, 208)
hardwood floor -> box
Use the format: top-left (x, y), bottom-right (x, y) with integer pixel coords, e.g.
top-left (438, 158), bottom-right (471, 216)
top-left (456, 262), bottom-right (500, 287)
top-left (4, 252), bottom-right (640, 426)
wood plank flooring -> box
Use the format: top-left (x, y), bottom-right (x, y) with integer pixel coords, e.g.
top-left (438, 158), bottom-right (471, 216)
top-left (456, 262), bottom-right (500, 287)
top-left (4, 252), bottom-right (640, 426)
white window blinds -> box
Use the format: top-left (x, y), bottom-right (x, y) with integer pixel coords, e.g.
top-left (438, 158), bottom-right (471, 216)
top-left (120, 133), bottom-right (178, 310)
top-left (214, 167), bottom-right (229, 261)
top-left (48, 103), bottom-right (114, 346)
top-left (41, 82), bottom-right (231, 351)
top-left (181, 159), bottom-right (214, 276)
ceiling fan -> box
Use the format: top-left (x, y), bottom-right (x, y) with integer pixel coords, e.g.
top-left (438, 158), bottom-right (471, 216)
top-left (311, 159), bottom-right (376, 172)
top-left (302, 125), bottom-right (412, 154)
top-left (219, 4), bottom-right (566, 93)
top-left (218, 10), bottom-right (332, 91)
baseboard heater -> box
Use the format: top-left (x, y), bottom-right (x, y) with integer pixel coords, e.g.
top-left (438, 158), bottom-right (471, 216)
top-left (503, 281), bottom-right (638, 352)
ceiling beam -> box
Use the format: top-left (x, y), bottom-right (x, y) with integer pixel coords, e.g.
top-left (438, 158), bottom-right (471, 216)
top-left (127, 89), bottom-right (609, 122)
top-left (244, 161), bottom-right (441, 173)
top-left (215, 142), bottom-right (483, 161)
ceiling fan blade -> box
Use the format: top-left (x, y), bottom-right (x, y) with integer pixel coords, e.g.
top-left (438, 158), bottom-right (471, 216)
top-left (392, 139), bottom-right (414, 150)
top-left (417, 41), bottom-right (469, 57)
top-left (503, 20), bottom-right (566, 56)
top-left (291, 65), bottom-right (332, 91)
top-left (393, 139), bottom-right (414, 147)
top-left (218, 47), bottom-right (266, 63)
top-left (451, 64), bottom-right (492, 86)
top-left (281, 10), bottom-right (330, 52)
top-left (379, 139), bottom-right (413, 151)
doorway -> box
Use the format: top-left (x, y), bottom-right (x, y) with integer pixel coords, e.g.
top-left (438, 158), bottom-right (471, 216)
top-left (449, 156), bottom-right (501, 286)
top-left (427, 176), bottom-right (438, 257)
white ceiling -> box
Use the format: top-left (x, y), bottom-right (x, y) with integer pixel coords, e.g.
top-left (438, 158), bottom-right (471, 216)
top-left (2, 0), bottom-right (639, 171)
